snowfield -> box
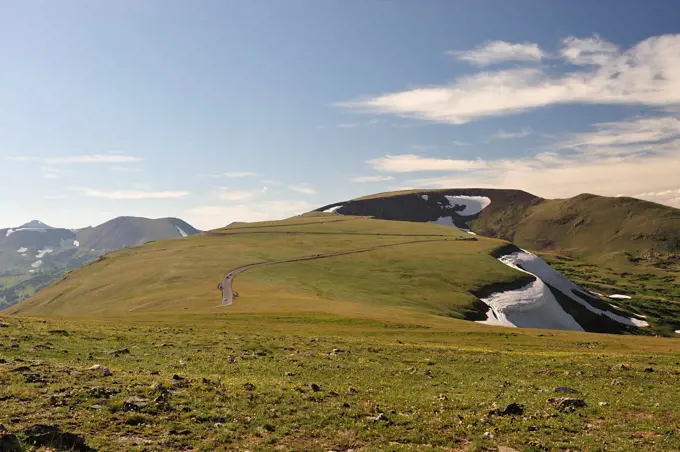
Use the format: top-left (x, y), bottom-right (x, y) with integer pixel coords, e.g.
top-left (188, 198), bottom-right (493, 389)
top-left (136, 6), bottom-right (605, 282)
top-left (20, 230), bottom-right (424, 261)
top-left (17, 247), bottom-right (28, 253)
top-left (36, 248), bottom-right (54, 259)
top-left (31, 260), bottom-right (43, 268)
top-left (429, 216), bottom-right (477, 235)
top-left (478, 249), bottom-right (649, 330)
top-left (6, 229), bottom-right (14, 237)
top-left (444, 196), bottom-right (491, 216)
top-left (323, 205), bottom-right (343, 213)
top-left (175, 226), bottom-right (188, 238)
top-left (421, 195), bottom-right (429, 201)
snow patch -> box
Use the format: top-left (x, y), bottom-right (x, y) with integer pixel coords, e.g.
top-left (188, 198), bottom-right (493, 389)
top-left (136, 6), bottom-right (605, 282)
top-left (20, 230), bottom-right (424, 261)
top-left (429, 217), bottom-right (477, 235)
top-left (17, 247), bottom-right (28, 253)
top-left (6, 229), bottom-right (14, 237)
top-left (323, 205), bottom-right (343, 213)
top-left (492, 250), bottom-right (648, 328)
top-left (73, 240), bottom-right (80, 247)
top-left (31, 260), bottom-right (43, 268)
top-left (609, 294), bottom-right (632, 299)
top-left (175, 226), bottom-right (188, 238)
top-left (676, 330), bottom-right (680, 334)
top-left (443, 196), bottom-right (491, 216)
top-left (29, 269), bottom-right (35, 273)
top-left (421, 195), bottom-right (429, 201)
top-left (36, 247), bottom-right (54, 259)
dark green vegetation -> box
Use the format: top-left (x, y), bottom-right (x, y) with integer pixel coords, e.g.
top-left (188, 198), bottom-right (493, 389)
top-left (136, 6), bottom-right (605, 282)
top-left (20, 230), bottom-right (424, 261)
top-left (0, 217), bottom-right (199, 309)
top-left (1, 315), bottom-right (679, 451)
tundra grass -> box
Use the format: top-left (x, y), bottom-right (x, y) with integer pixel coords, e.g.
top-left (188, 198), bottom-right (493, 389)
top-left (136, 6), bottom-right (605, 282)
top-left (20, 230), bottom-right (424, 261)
top-left (1, 314), bottom-right (679, 451)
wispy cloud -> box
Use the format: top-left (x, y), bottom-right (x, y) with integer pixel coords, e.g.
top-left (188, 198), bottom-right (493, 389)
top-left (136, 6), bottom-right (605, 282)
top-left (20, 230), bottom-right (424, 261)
top-left (335, 119), bottom-right (382, 128)
top-left (186, 200), bottom-right (313, 230)
top-left (217, 186), bottom-right (268, 201)
top-left (288, 184), bottom-right (316, 195)
top-left (349, 175), bottom-right (395, 183)
top-left (392, 115), bottom-right (680, 208)
top-left (201, 171), bottom-right (260, 178)
top-left (368, 154), bottom-right (489, 172)
top-left (41, 166), bottom-right (65, 179)
top-left (73, 188), bottom-right (189, 199)
top-left (47, 154), bottom-right (142, 164)
top-left (452, 141), bottom-right (471, 146)
top-left (490, 127), bottom-right (533, 140)
top-left (411, 144), bottom-right (438, 151)
top-left (448, 40), bottom-right (546, 66)
top-left (338, 34), bottom-right (680, 124)
top-left (6, 156), bottom-right (36, 162)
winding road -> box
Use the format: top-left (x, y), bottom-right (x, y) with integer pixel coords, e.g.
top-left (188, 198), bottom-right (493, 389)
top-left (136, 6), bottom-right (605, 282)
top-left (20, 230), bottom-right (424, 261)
top-left (218, 238), bottom-right (459, 306)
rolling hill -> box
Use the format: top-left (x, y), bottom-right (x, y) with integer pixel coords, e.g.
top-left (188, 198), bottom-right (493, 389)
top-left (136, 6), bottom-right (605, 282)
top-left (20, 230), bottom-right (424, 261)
top-left (0, 216), bottom-right (199, 309)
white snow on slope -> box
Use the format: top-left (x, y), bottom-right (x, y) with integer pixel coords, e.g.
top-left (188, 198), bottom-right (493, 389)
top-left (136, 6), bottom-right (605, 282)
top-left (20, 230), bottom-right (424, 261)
top-left (73, 240), bottom-right (80, 247)
top-left (429, 216), bottom-right (477, 235)
top-left (609, 294), bottom-right (632, 299)
top-left (323, 205), bottom-right (343, 213)
top-left (175, 226), bottom-right (188, 238)
top-left (421, 195), bottom-right (429, 201)
top-left (36, 248), bottom-right (54, 259)
top-left (17, 247), bottom-right (27, 253)
top-left (6, 229), bottom-right (14, 237)
top-left (444, 195), bottom-right (491, 216)
top-left (496, 250), bottom-right (648, 328)
top-left (478, 262), bottom-right (584, 331)
top-left (31, 260), bottom-right (43, 268)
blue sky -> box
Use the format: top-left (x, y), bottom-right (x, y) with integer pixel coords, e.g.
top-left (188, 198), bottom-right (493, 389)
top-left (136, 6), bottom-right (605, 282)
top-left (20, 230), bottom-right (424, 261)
top-left (2, 1), bottom-right (680, 230)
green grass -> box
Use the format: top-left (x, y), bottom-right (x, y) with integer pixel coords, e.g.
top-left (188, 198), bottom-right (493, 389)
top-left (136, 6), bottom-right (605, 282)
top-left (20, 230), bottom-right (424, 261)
top-left (1, 314), bottom-right (679, 451)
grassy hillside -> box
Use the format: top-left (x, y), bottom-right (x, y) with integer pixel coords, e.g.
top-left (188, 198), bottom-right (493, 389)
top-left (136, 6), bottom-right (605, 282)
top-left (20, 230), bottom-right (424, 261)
top-left (6, 216), bottom-right (522, 320)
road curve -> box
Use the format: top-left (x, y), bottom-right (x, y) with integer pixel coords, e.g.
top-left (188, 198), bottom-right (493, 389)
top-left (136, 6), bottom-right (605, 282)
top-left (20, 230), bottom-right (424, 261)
top-left (218, 238), bottom-right (458, 306)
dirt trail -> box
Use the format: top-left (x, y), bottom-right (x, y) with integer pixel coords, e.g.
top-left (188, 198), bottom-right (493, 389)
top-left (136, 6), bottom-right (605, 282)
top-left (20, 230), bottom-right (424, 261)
top-left (219, 238), bottom-right (456, 306)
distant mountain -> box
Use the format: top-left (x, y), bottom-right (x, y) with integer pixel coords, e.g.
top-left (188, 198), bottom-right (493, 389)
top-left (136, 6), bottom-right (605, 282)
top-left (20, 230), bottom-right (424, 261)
top-left (0, 216), bottom-right (200, 309)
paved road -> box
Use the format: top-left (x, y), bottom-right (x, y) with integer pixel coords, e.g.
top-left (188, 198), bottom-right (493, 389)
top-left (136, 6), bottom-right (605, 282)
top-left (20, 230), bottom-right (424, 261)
top-left (219, 238), bottom-right (456, 306)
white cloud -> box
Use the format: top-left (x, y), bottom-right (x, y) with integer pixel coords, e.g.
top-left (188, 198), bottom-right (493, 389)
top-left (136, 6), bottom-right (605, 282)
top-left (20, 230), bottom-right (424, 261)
top-left (449, 40), bottom-right (546, 66)
top-left (288, 184), bottom-right (316, 195)
top-left (47, 154), bottom-right (142, 164)
top-left (186, 200), bottom-right (313, 230)
top-left (339, 34), bottom-right (680, 124)
top-left (452, 141), bottom-right (471, 146)
top-left (217, 186), bottom-right (268, 201)
top-left (74, 188), bottom-right (189, 200)
top-left (45, 194), bottom-right (67, 200)
top-left (201, 171), bottom-right (260, 178)
top-left (368, 154), bottom-right (489, 172)
top-left (109, 166), bottom-right (143, 172)
top-left (349, 175), bottom-right (395, 183)
top-left (396, 115), bottom-right (680, 209)
top-left (491, 127), bottom-right (533, 140)
top-left (6, 156), bottom-right (36, 162)
top-left (41, 166), bottom-right (65, 179)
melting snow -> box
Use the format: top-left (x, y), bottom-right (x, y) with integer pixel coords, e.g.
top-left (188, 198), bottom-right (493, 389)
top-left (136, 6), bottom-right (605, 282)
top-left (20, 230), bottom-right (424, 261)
top-left (31, 260), bottom-right (43, 268)
top-left (609, 294), bottom-right (632, 299)
top-left (443, 196), bottom-right (491, 216)
top-left (175, 226), bottom-right (188, 238)
top-left (429, 217), bottom-right (477, 235)
top-left (6, 229), bottom-right (14, 236)
top-left (488, 250), bottom-right (648, 328)
top-left (29, 269), bottom-right (35, 273)
top-left (73, 240), bottom-right (80, 247)
top-left (421, 195), bottom-right (429, 201)
top-left (36, 248), bottom-right (54, 259)
top-left (17, 247), bottom-right (28, 253)
top-left (323, 205), bottom-right (343, 213)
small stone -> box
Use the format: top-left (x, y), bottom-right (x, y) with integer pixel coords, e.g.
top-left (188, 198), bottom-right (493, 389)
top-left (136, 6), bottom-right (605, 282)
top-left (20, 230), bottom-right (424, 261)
top-left (243, 382), bottom-right (256, 391)
top-left (108, 348), bottom-right (130, 356)
top-left (554, 386), bottom-right (578, 394)
top-left (0, 322), bottom-right (9, 328)
top-left (549, 397), bottom-right (587, 412)
top-left (611, 378), bottom-right (622, 386)
top-left (598, 401), bottom-right (608, 407)
top-left (347, 387), bottom-right (358, 395)
top-left (483, 431), bottom-right (493, 439)
top-left (88, 365), bottom-right (112, 376)
top-left (179, 360), bottom-right (187, 366)
top-left (371, 413), bottom-right (390, 422)
top-left (611, 363), bottom-right (632, 371)
top-left (310, 383), bottom-right (321, 392)
top-left (123, 396), bottom-right (148, 412)
top-left (341, 402), bottom-right (350, 408)
top-left (10, 366), bottom-right (31, 373)
top-left (527, 426), bottom-right (539, 432)
top-left (285, 372), bottom-right (296, 377)
top-left (644, 367), bottom-right (654, 373)
top-left (490, 402), bottom-right (523, 416)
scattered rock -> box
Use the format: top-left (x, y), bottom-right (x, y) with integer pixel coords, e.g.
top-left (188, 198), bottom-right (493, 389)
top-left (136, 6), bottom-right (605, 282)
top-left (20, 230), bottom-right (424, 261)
top-left (370, 413), bottom-right (390, 422)
top-left (611, 363), bottom-right (632, 371)
top-left (108, 348), bottom-right (130, 356)
top-left (341, 402), bottom-right (350, 408)
top-left (644, 367), bottom-right (654, 373)
top-left (243, 382), bottom-right (256, 391)
top-left (0, 323), bottom-right (8, 328)
top-left (169, 429), bottom-right (191, 436)
top-left (549, 397), bottom-right (587, 412)
top-left (527, 426), bottom-right (539, 432)
top-left (124, 396), bottom-right (149, 412)
top-left (88, 364), bottom-right (113, 376)
top-left (599, 401), bottom-right (609, 407)
top-left (47, 330), bottom-right (69, 336)
top-left (554, 386), bottom-right (578, 394)
top-left (0, 424), bottom-right (21, 452)
top-left (310, 383), bottom-right (321, 392)
top-left (611, 378), bottom-right (622, 386)
top-left (22, 424), bottom-right (93, 452)
top-left (347, 387), bottom-right (358, 395)
top-left (88, 387), bottom-right (119, 398)
top-left (9, 365), bottom-right (31, 373)
top-left (23, 373), bottom-right (45, 384)
top-left (285, 372), bottom-right (296, 377)
top-left (178, 360), bottom-right (187, 366)
top-left (490, 402), bottom-right (523, 416)
top-left (0, 359), bottom-right (6, 364)
top-left (483, 431), bottom-right (493, 439)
